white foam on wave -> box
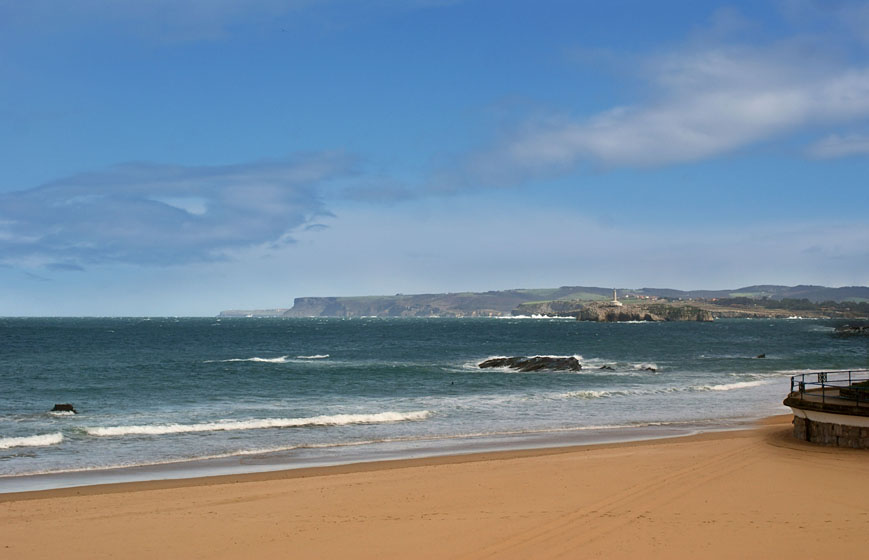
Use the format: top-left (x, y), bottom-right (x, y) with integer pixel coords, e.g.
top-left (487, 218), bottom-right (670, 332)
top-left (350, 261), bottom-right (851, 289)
top-left (698, 379), bottom-right (775, 392)
top-left (296, 354), bottom-right (329, 359)
top-left (498, 315), bottom-right (575, 320)
top-left (208, 356), bottom-right (290, 363)
top-left (85, 410), bottom-right (432, 437)
top-left (561, 386), bottom-right (683, 400)
top-left (0, 432), bottom-right (64, 449)
top-left (560, 378), bottom-right (778, 400)
top-left (539, 356), bottom-right (662, 375)
top-left (0, 421), bottom-right (704, 478)
top-left (774, 367), bottom-right (867, 376)
top-left (48, 410), bottom-right (76, 417)
top-left (563, 390), bottom-right (628, 399)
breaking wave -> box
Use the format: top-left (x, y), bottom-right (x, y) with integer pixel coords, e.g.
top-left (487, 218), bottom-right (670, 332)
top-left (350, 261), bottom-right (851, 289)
top-left (697, 379), bottom-right (775, 391)
top-left (562, 386), bottom-right (681, 399)
top-left (297, 354), bottom-right (329, 359)
top-left (84, 410), bottom-right (432, 437)
top-left (0, 432), bottom-right (64, 450)
top-left (562, 379), bottom-right (776, 400)
top-left (498, 315), bottom-right (575, 320)
top-left (563, 390), bottom-right (629, 399)
top-left (209, 356), bottom-right (290, 363)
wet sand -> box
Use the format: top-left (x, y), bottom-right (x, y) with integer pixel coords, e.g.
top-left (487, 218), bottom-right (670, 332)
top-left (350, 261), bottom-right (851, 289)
top-left (2, 415), bottom-right (868, 559)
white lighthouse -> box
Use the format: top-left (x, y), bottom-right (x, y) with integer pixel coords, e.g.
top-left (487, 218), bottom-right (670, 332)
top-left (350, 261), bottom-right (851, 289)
top-left (610, 289), bottom-right (623, 307)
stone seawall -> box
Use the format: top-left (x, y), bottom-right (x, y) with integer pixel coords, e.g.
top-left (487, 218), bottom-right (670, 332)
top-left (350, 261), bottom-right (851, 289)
top-left (792, 416), bottom-right (869, 448)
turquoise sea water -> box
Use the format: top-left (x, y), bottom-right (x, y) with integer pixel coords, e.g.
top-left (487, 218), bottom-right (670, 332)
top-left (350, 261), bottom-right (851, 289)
top-left (1, 317), bottom-right (866, 489)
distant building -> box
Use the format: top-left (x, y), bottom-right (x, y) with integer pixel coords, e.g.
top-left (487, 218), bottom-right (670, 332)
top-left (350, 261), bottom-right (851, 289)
top-left (609, 289), bottom-right (623, 307)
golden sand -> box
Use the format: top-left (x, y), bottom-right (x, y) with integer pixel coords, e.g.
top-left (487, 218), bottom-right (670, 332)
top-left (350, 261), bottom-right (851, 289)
top-left (2, 415), bottom-right (867, 559)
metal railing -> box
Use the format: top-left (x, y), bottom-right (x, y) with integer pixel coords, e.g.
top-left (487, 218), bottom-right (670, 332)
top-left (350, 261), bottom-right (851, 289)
top-left (789, 370), bottom-right (869, 406)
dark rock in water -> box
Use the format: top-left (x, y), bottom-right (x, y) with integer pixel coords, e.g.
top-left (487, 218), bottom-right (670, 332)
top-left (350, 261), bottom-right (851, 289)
top-left (835, 324), bottom-right (869, 335)
top-left (479, 356), bottom-right (582, 372)
top-left (51, 403), bottom-right (77, 414)
top-left (599, 365), bottom-right (615, 371)
top-left (756, 354), bottom-right (766, 359)
top-left (642, 366), bottom-right (657, 372)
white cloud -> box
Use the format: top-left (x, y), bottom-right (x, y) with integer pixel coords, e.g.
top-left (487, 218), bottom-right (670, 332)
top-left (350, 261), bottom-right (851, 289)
top-left (779, 0), bottom-right (869, 44)
top-left (807, 133), bottom-right (869, 158)
top-left (465, 42), bottom-right (869, 181)
top-left (0, 152), bottom-right (354, 268)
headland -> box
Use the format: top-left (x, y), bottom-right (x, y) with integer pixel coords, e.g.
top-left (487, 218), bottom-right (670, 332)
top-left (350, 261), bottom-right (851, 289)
top-left (220, 284), bottom-right (869, 321)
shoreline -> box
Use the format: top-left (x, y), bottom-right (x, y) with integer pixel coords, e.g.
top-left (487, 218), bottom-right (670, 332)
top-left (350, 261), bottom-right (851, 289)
top-left (0, 414), bottom-right (776, 496)
top-left (6, 413), bottom-right (869, 559)
top-left (1, 414), bottom-right (788, 501)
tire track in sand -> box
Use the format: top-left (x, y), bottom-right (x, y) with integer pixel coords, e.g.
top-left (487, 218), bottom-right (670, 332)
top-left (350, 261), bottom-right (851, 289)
top-left (465, 437), bottom-right (763, 559)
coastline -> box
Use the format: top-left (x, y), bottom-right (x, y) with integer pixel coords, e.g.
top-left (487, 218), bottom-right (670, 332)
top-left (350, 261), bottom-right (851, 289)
top-left (2, 415), bottom-right (792, 501)
top-left (0, 414), bottom-right (775, 495)
top-left (5, 413), bottom-right (869, 559)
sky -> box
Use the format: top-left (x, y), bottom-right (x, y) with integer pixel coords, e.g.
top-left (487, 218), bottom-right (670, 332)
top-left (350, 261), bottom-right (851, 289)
top-left (2, 0), bottom-right (869, 316)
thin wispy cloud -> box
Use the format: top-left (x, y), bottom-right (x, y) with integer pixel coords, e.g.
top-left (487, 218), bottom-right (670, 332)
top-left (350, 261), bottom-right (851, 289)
top-left (460, 36), bottom-right (869, 185)
top-left (780, 0), bottom-right (869, 44)
top-left (807, 133), bottom-right (869, 158)
top-left (0, 153), bottom-right (353, 268)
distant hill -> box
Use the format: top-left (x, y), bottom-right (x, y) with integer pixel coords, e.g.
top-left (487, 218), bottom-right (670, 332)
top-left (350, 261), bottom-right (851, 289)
top-left (634, 285), bottom-right (869, 303)
top-left (219, 284), bottom-right (869, 318)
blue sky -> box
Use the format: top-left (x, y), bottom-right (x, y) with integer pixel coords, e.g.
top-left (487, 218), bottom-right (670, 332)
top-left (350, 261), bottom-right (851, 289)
top-left (2, 0), bottom-right (869, 315)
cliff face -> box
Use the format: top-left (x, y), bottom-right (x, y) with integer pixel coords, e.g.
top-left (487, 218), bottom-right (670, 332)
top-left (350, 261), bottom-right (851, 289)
top-left (578, 302), bottom-right (714, 322)
top-left (282, 295), bottom-right (507, 318)
top-left (220, 284), bottom-right (869, 319)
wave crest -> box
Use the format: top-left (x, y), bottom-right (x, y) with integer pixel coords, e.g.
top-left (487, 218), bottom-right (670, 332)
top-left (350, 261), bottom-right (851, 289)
top-left (563, 390), bottom-right (628, 399)
top-left (698, 380), bottom-right (774, 391)
top-left (85, 410), bottom-right (432, 437)
top-left (0, 432), bottom-right (64, 449)
top-left (210, 356), bottom-right (290, 363)
top-left (560, 379), bottom-right (775, 400)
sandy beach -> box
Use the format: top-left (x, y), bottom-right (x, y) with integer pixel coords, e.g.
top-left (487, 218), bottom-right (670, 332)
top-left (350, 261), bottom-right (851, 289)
top-left (2, 415), bottom-right (867, 559)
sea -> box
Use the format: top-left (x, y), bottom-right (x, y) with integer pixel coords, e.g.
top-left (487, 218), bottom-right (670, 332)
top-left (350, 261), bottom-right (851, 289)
top-left (2, 316), bottom-right (866, 492)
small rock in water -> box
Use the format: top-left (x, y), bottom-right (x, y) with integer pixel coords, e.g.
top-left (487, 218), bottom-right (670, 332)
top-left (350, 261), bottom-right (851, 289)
top-left (51, 403), bottom-right (77, 414)
top-left (599, 365), bottom-right (615, 371)
top-left (756, 354), bottom-right (766, 359)
top-left (835, 324), bottom-right (869, 335)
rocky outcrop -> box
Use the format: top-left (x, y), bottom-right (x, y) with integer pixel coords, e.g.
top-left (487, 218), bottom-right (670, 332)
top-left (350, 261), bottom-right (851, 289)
top-left (512, 300), bottom-right (583, 317)
top-left (577, 302), bottom-right (713, 322)
top-left (478, 356), bottom-right (582, 372)
top-left (282, 296), bottom-right (506, 318)
top-left (835, 324), bottom-right (869, 335)
top-left (51, 403), bottom-right (77, 414)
